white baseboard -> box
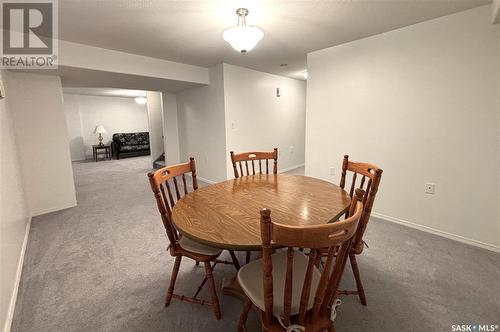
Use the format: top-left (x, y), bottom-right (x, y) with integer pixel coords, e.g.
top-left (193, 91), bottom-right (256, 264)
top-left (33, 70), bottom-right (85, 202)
top-left (371, 212), bottom-right (500, 253)
top-left (3, 216), bottom-right (31, 332)
top-left (196, 176), bottom-right (217, 185)
top-left (184, 173), bottom-right (217, 185)
top-left (279, 163), bottom-right (305, 174)
top-left (185, 163), bottom-right (305, 185)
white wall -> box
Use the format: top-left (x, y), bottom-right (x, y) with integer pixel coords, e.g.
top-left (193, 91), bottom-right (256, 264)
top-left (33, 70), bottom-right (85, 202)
top-left (162, 93), bottom-right (181, 165)
top-left (63, 93), bottom-right (149, 159)
top-left (176, 63), bottom-right (307, 182)
top-left (60, 40), bottom-right (209, 85)
top-left (0, 71), bottom-right (30, 332)
top-left (63, 94), bottom-right (86, 161)
top-left (147, 91), bottom-right (164, 163)
top-left (4, 72), bottom-right (77, 216)
top-left (306, 6), bottom-right (500, 250)
top-left (177, 64), bottom-right (228, 183)
top-left (223, 64), bottom-right (306, 178)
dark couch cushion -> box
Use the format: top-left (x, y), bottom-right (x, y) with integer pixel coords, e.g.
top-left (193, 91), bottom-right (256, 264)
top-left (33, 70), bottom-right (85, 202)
top-left (112, 132), bottom-right (149, 147)
top-left (111, 132), bottom-right (150, 159)
top-left (119, 144), bottom-right (150, 152)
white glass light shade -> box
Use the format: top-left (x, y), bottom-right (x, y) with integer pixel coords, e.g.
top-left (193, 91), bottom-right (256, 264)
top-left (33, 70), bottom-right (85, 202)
top-left (134, 97), bottom-right (147, 105)
top-left (94, 125), bottom-right (106, 134)
top-left (223, 25), bottom-right (264, 54)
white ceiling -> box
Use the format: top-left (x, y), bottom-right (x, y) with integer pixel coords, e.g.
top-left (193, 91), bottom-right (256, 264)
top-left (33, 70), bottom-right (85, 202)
top-left (59, 0), bottom-right (490, 80)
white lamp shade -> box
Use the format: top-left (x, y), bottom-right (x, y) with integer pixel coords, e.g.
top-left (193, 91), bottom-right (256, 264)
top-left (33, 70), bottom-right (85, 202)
top-left (94, 125), bottom-right (106, 134)
top-left (223, 26), bottom-right (264, 54)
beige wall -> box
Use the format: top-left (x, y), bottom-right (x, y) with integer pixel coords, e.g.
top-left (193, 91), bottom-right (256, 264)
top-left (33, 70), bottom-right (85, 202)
top-left (63, 93), bottom-right (149, 160)
top-left (63, 94), bottom-right (86, 161)
top-left (223, 64), bottom-right (306, 178)
top-left (59, 40), bottom-right (209, 86)
top-left (306, 6), bottom-right (500, 251)
top-left (3, 71), bottom-right (76, 216)
top-left (146, 91), bottom-right (165, 163)
top-left (0, 71), bottom-right (30, 332)
top-left (177, 64), bottom-right (228, 183)
top-left (176, 63), bottom-right (307, 182)
top-left (162, 93), bottom-right (181, 166)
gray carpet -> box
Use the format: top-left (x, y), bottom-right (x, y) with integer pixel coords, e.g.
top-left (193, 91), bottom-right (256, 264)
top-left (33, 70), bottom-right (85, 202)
top-left (11, 157), bottom-right (500, 332)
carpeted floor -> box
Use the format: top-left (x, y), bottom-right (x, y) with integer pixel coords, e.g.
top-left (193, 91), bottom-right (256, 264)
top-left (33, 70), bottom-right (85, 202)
top-left (11, 157), bottom-right (500, 332)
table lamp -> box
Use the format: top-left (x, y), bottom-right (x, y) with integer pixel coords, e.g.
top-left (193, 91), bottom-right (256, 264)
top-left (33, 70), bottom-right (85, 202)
top-left (94, 125), bottom-right (106, 146)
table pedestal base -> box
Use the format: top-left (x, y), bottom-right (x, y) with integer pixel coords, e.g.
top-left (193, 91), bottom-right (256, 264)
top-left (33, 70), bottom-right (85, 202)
top-left (222, 275), bottom-right (260, 330)
top-left (221, 276), bottom-right (246, 300)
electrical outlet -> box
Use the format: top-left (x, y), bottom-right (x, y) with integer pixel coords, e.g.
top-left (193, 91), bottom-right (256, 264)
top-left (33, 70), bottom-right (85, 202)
top-left (330, 167), bottom-right (335, 176)
top-left (425, 183), bottom-right (435, 194)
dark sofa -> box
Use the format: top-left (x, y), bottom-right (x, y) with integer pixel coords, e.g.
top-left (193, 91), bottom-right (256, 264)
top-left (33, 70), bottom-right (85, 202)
top-left (112, 132), bottom-right (151, 159)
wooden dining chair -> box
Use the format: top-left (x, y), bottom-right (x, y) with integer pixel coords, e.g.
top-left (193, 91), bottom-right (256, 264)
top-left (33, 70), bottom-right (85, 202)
top-left (147, 158), bottom-right (232, 320)
top-left (337, 155), bottom-right (383, 306)
top-left (237, 189), bottom-right (365, 332)
top-left (230, 148), bottom-right (278, 178)
top-left (230, 148), bottom-right (279, 265)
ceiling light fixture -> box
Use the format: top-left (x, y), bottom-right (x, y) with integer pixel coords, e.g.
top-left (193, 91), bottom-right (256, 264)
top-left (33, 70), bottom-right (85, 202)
top-left (223, 8), bottom-right (264, 55)
top-left (134, 97), bottom-right (147, 105)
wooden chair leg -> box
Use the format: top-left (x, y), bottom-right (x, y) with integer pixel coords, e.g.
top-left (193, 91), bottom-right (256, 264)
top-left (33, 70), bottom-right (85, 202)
top-left (166, 255), bottom-right (182, 307)
top-left (349, 253), bottom-right (367, 305)
top-left (238, 298), bottom-right (252, 332)
top-left (204, 262), bottom-right (221, 320)
top-left (229, 250), bottom-right (241, 271)
top-left (245, 251), bottom-right (251, 264)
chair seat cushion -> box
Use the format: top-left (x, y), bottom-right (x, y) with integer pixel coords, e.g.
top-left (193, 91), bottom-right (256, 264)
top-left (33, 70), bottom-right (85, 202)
top-left (179, 237), bottom-right (222, 256)
top-left (237, 250), bottom-right (322, 315)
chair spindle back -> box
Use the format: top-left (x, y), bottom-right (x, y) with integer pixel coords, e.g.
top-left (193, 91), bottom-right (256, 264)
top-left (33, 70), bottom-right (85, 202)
top-left (147, 158), bottom-right (198, 251)
top-left (230, 148), bottom-right (278, 178)
top-left (339, 155), bottom-right (383, 254)
top-left (260, 189), bottom-right (365, 326)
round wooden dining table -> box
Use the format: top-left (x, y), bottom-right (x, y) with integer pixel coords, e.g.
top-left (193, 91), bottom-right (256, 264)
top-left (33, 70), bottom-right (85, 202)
top-left (172, 173), bottom-right (351, 251)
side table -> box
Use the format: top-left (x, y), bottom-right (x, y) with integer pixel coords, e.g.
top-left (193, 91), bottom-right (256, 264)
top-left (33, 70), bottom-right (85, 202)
top-left (92, 145), bottom-right (112, 162)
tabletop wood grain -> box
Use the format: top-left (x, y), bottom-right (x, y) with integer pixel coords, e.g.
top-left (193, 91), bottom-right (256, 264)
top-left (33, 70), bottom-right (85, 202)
top-left (172, 173), bottom-right (351, 250)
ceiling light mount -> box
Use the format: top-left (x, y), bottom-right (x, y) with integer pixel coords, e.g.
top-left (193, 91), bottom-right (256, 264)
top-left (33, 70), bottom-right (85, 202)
top-left (223, 8), bottom-right (264, 55)
top-left (236, 8), bottom-right (249, 23)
